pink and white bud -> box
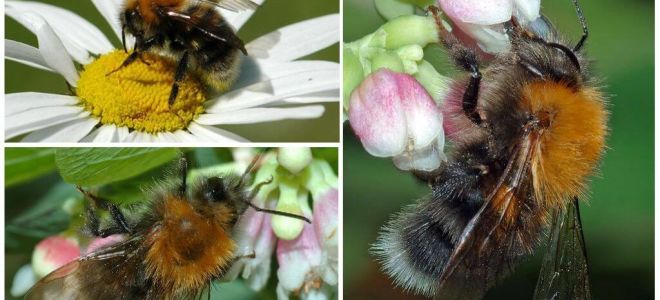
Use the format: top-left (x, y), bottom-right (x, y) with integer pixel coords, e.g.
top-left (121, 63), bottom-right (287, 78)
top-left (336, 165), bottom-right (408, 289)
top-left (312, 188), bottom-right (339, 287)
top-left (276, 221), bottom-right (335, 300)
top-left (31, 235), bottom-right (80, 278)
top-left (349, 68), bottom-right (446, 171)
top-left (228, 207), bottom-right (278, 290)
top-left (438, 0), bottom-right (540, 53)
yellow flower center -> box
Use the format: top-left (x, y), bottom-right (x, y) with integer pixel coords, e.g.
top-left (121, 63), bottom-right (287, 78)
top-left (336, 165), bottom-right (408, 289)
top-left (76, 50), bottom-right (206, 133)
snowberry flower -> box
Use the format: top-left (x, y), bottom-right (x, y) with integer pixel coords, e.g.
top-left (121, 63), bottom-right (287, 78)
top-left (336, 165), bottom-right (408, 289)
top-left (31, 235), bottom-right (80, 278)
top-left (276, 220), bottom-right (336, 300)
top-left (438, 0), bottom-right (541, 53)
top-left (10, 265), bottom-right (37, 297)
top-left (5, 0), bottom-right (339, 143)
top-left (225, 148), bottom-right (338, 298)
top-left (349, 69), bottom-right (446, 171)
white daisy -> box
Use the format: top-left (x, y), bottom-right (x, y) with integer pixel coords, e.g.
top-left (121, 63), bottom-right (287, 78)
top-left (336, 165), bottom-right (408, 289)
top-left (5, 0), bottom-right (339, 143)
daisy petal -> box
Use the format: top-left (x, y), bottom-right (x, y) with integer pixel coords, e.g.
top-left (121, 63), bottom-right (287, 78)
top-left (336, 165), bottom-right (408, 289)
top-left (91, 0), bottom-right (128, 43)
top-left (8, 13), bottom-right (80, 86)
top-left (5, 40), bottom-right (53, 72)
top-left (117, 127), bottom-right (130, 141)
top-left (220, 0), bottom-right (265, 30)
top-left (246, 14), bottom-right (339, 61)
top-left (206, 68), bottom-right (338, 112)
top-left (6, 1), bottom-right (113, 63)
top-left (81, 125), bottom-right (122, 143)
top-left (196, 105), bottom-right (325, 125)
top-left (234, 59), bottom-right (338, 89)
top-left (22, 118), bottom-right (98, 142)
top-left (172, 130), bottom-right (203, 143)
top-left (6, 93), bottom-right (78, 116)
top-left (188, 123), bottom-right (250, 143)
top-left (155, 132), bottom-right (178, 143)
top-left (277, 90), bottom-right (339, 104)
top-left (6, 107), bottom-right (88, 140)
top-left (122, 131), bottom-right (151, 143)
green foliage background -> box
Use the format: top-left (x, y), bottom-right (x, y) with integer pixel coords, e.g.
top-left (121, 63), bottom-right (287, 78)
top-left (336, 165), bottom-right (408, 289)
top-left (5, 147), bottom-right (339, 300)
top-left (343, 0), bottom-right (654, 299)
top-left (5, 0), bottom-right (340, 142)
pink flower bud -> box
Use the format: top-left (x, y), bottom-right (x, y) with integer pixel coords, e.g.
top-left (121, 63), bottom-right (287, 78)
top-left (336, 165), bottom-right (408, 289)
top-left (31, 235), bottom-right (80, 278)
top-left (349, 69), bottom-right (445, 171)
top-left (85, 234), bottom-right (125, 255)
top-left (438, 0), bottom-right (540, 53)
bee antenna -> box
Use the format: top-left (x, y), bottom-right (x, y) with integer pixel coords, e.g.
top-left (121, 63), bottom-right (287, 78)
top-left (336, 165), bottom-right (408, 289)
top-left (571, 0), bottom-right (588, 52)
top-left (244, 201), bottom-right (312, 224)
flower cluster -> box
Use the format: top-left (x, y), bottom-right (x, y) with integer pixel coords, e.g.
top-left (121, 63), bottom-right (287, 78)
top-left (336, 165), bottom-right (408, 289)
top-left (345, 0), bottom-right (541, 171)
top-left (11, 148), bottom-right (338, 300)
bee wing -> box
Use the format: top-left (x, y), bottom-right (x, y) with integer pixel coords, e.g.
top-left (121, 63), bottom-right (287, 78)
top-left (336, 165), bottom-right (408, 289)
top-left (197, 0), bottom-right (259, 12)
top-left (25, 236), bottom-right (143, 300)
top-left (163, 9), bottom-right (247, 54)
top-left (436, 129), bottom-right (542, 298)
top-left (533, 198), bottom-right (592, 299)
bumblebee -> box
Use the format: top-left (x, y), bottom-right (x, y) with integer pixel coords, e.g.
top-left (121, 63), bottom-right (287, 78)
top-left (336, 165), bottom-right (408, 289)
top-left (373, 2), bottom-right (606, 299)
top-left (113, 0), bottom-right (258, 104)
top-left (26, 155), bottom-right (309, 299)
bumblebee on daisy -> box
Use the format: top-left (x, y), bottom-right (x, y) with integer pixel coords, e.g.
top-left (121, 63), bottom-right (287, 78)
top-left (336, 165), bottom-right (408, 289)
top-left (5, 0), bottom-right (339, 143)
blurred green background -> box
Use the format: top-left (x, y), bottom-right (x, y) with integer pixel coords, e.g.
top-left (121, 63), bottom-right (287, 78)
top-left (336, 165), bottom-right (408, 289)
top-left (344, 0), bottom-right (654, 299)
top-left (5, 147), bottom-right (339, 300)
top-left (5, 0), bottom-right (339, 142)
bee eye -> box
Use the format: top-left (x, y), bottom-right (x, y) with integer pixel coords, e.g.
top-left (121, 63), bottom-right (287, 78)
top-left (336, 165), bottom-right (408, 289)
top-left (203, 177), bottom-right (227, 202)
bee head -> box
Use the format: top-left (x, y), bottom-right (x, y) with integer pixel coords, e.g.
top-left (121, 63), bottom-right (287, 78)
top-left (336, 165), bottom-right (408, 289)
top-left (191, 175), bottom-right (248, 222)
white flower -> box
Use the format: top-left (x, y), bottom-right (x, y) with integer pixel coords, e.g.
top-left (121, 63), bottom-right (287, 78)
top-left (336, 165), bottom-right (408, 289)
top-left (438, 0), bottom-right (541, 53)
top-left (5, 0), bottom-right (339, 143)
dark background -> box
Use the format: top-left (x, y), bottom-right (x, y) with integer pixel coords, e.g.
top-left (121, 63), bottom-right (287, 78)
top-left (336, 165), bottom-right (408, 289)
top-left (344, 0), bottom-right (654, 299)
top-left (5, 0), bottom-right (340, 142)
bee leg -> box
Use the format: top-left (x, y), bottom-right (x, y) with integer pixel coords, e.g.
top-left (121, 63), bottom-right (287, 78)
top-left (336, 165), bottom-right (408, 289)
top-left (428, 6), bottom-right (483, 125)
top-left (77, 186), bottom-right (133, 234)
top-left (168, 51), bottom-right (190, 105)
top-left (121, 24), bottom-right (127, 53)
top-left (106, 51), bottom-right (140, 76)
top-left (462, 61), bottom-right (483, 125)
top-left (177, 155), bottom-right (189, 197)
top-left (84, 205), bottom-right (128, 237)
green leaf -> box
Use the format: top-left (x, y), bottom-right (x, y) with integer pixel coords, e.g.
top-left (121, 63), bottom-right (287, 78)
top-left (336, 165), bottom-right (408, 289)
top-left (5, 148), bottom-right (56, 187)
top-left (55, 148), bottom-right (180, 186)
top-left (5, 183), bottom-right (78, 251)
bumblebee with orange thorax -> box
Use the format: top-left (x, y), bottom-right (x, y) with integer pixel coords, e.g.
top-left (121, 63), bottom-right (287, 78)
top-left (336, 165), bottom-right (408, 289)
top-left (374, 1), bottom-right (607, 299)
top-left (26, 155), bottom-right (310, 300)
top-left (112, 0), bottom-right (257, 105)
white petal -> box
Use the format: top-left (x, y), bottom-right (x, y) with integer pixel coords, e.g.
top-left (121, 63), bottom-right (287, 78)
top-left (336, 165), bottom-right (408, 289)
top-left (8, 13), bottom-right (80, 86)
top-left (196, 105), bottom-right (325, 125)
top-left (91, 0), bottom-right (127, 42)
top-left (234, 58), bottom-right (338, 90)
top-left (81, 124), bottom-right (122, 143)
top-left (513, 0), bottom-right (541, 24)
top-left (6, 1), bottom-right (113, 63)
top-left (393, 137), bottom-right (447, 172)
top-left (6, 107), bottom-right (88, 140)
top-left (172, 130), bottom-right (203, 142)
top-left (246, 14), bottom-right (339, 61)
top-left (155, 132), bottom-right (176, 143)
top-left (187, 123), bottom-right (250, 143)
top-left (276, 90), bottom-right (339, 104)
top-left (116, 127), bottom-right (130, 141)
top-left (5, 39), bottom-right (53, 72)
top-left (122, 131), bottom-right (154, 143)
top-left (21, 117), bottom-right (97, 142)
top-left (220, 0), bottom-right (265, 30)
top-left (6, 93), bottom-right (78, 116)
top-left (206, 68), bottom-right (338, 112)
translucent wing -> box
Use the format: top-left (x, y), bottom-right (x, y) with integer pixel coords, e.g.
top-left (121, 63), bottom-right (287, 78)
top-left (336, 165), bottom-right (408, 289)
top-left (25, 235), bottom-right (145, 300)
top-left (533, 198), bottom-right (592, 300)
top-left (197, 0), bottom-right (259, 12)
top-left (435, 127), bottom-right (545, 299)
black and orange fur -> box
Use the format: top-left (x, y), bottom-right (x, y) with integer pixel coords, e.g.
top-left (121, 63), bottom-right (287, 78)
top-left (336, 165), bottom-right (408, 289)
top-left (373, 3), bottom-right (607, 299)
top-left (26, 155), bottom-right (309, 300)
top-left (114, 0), bottom-right (258, 104)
